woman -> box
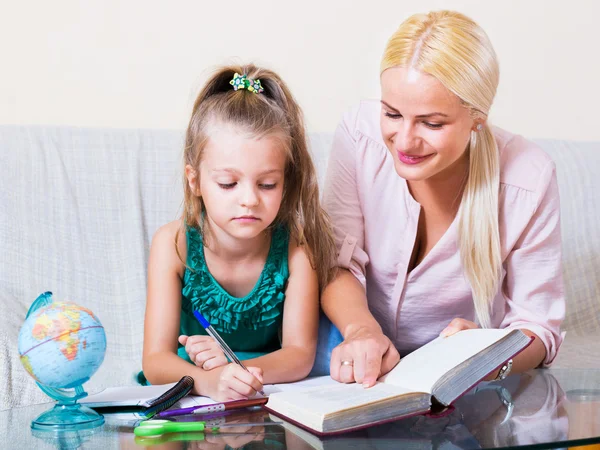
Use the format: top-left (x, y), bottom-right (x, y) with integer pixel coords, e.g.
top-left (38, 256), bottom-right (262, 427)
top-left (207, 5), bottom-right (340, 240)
top-left (321, 10), bottom-right (564, 387)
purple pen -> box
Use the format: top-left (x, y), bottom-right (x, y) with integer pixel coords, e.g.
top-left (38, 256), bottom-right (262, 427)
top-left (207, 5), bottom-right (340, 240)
top-left (156, 397), bottom-right (268, 419)
top-left (193, 310), bottom-right (266, 396)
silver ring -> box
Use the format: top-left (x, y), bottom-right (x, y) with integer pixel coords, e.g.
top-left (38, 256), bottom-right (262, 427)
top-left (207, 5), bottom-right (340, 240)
top-left (341, 360), bottom-right (353, 367)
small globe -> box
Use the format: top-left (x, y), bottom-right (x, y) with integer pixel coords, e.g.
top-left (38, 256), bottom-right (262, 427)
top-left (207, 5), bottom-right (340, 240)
top-left (18, 298), bottom-right (107, 390)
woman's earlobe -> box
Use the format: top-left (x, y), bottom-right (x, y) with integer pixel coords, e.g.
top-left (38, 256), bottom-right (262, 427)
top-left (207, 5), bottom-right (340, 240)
top-left (473, 122), bottom-right (484, 132)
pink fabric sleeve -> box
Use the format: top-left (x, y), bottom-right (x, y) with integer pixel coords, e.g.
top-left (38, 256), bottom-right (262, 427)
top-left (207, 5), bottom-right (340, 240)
top-left (500, 161), bottom-right (565, 366)
top-left (322, 110), bottom-right (370, 289)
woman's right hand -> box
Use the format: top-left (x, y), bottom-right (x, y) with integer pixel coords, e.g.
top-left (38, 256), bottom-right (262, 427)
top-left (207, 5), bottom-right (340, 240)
top-left (203, 364), bottom-right (264, 402)
top-left (330, 325), bottom-right (400, 388)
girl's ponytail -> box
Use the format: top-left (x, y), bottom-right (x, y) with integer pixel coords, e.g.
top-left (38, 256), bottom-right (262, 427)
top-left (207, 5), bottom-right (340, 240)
top-left (180, 64), bottom-right (337, 289)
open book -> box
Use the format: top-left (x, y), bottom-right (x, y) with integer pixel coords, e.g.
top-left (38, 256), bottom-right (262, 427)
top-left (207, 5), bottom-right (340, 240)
top-left (265, 328), bottom-right (532, 435)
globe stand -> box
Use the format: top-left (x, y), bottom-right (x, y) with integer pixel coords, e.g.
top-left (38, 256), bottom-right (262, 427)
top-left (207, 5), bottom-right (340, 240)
top-left (31, 384), bottom-right (104, 431)
top-left (20, 292), bottom-right (106, 432)
top-left (32, 428), bottom-right (98, 450)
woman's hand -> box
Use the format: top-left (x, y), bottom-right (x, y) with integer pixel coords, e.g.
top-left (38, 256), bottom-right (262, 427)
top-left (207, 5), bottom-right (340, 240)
top-left (439, 318), bottom-right (479, 337)
top-left (330, 325), bottom-right (400, 388)
top-left (440, 318), bottom-right (504, 380)
top-left (203, 364), bottom-right (264, 402)
top-left (179, 335), bottom-right (228, 370)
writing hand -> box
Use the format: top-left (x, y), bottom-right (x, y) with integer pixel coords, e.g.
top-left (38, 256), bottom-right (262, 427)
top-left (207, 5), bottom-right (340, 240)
top-left (206, 364), bottom-right (264, 402)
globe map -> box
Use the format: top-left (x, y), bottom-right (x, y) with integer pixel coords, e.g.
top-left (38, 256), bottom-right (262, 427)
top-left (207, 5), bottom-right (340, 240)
top-left (18, 301), bottom-right (106, 389)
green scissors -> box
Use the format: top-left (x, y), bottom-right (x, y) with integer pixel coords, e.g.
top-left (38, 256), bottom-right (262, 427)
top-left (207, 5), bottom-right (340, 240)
top-left (135, 431), bottom-right (207, 446)
top-left (134, 419), bottom-right (282, 437)
top-left (134, 420), bottom-right (209, 437)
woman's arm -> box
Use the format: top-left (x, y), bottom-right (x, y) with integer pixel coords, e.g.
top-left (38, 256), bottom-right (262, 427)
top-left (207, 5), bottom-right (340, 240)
top-left (242, 240), bottom-right (320, 383)
top-left (440, 318), bottom-right (547, 379)
top-left (142, 222), bottom-right (262, 399)
top-left (442, 160), bottom-right (565, 376)
top-left (499, 161), bottom-right (565, 367)
top-left (320, 106), bottom-right (399, 387)
top-left (321, 269), bottom-right (380, 338)
top-left (321, 269), bottom-right (399, 387)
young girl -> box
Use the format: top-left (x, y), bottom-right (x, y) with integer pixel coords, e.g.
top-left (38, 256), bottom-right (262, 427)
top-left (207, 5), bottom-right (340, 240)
top-left (142, 64), bottom-right (337, 401)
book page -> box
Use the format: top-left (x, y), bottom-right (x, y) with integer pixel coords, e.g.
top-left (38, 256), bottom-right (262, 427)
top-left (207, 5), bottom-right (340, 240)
top-left (268, 382), bottom-right (415, 415)
top-left (167, 394), bottom-right (215, 409)
top-left (263, 376), bottom-right (339, 396)
top-left (382, 328), bottom-right (512, 394)
top-left (80, 383), bottom-right (177, 407)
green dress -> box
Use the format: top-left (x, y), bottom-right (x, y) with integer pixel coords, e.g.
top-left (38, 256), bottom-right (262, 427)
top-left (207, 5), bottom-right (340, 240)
top-left (177, 224), bottom-right (289, 363)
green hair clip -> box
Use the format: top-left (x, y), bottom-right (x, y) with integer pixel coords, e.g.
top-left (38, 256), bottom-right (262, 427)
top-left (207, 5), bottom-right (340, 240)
top-left (229, 73), bottom-right (264, 94)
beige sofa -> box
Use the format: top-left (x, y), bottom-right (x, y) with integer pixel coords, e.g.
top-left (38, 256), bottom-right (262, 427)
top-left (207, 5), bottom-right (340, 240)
top-left (1, 125), bottom-right (598, 411)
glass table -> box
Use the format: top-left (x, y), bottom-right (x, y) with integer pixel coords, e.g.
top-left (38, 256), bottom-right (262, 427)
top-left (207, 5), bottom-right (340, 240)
top-left (1, 368), bottom-right (599, 449)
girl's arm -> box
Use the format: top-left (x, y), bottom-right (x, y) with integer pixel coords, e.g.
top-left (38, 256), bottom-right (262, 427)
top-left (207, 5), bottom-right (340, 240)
top-left (142, 221), bottom-right (262, 399)
top-left (242, 240), bottom-right (320, 383)
top-left (142, 221), bottom-right (205, 388)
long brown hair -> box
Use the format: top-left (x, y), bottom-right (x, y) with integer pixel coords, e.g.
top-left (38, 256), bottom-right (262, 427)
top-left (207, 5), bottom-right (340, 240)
top-left (178, 64), bottom-right (337, 290)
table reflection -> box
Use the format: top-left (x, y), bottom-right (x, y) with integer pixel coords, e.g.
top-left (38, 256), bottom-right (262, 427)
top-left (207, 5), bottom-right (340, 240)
top-left (117, 407), bottom-right (288, 450)
top-left (75, 369), bottom-right (600, 449)
top-left (275, 370), bottom-right (570, 450)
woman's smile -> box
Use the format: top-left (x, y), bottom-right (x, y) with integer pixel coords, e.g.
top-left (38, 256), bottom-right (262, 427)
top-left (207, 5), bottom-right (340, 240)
top-left (397, 151), bottom-right (434, 165)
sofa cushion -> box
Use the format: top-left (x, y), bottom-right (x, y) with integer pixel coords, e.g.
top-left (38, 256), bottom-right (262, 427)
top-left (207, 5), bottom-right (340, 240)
top-left (539, 139), bottom-right (600, 336)
top-left (0, 126), bottom-right (598, 410)
top-left (0, 126), bottom-right (184, 410)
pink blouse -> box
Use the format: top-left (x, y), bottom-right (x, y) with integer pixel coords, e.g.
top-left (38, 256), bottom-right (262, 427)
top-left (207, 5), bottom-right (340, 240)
top-left (323, 100), bottom-right (565, 366)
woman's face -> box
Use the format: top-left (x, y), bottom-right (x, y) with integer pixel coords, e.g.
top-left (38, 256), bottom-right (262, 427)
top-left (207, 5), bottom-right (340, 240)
top-left (380, 67), bottom-right (478, 183)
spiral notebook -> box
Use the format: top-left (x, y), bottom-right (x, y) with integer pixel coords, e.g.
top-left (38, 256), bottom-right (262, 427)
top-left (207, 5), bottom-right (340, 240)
top-left (80, 376), bottom-right (195, 417)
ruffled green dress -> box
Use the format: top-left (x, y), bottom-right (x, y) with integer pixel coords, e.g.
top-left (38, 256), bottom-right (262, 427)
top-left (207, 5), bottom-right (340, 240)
top-left (137, 224), bottom-right (289, 385)
top-left (177, 224), bottom-right (289, 363)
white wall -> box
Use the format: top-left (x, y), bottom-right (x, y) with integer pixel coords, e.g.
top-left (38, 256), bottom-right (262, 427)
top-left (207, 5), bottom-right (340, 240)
top-left (1, 0), bottom-right (598, 141)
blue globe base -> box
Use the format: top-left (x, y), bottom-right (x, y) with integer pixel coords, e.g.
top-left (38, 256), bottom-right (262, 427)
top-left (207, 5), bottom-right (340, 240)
top-left (31, 403), bottom-right (104, 431)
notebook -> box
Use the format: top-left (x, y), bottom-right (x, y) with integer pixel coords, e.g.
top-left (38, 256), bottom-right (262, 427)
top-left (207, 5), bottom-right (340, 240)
top-left (80, 375), bottom-right (196, 417)
top-left (264, 328), bottom-right (532, 435)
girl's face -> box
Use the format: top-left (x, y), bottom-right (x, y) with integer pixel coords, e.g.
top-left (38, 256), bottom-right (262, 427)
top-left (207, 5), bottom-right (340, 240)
top-left (380, 67), bottom-right (479, 183)
top-left (186, 127), bottom-right (286, 242)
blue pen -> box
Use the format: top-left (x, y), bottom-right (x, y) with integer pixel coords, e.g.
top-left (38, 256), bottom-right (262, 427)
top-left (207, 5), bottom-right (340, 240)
top-left (193, 310), bottom-right (265, 396)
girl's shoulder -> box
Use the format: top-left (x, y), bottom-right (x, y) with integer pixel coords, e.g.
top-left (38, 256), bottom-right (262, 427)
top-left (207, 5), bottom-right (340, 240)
top-left (150, 219), bottom-right (187, 277)
top-left (286, 230), bottom-right (317, 277)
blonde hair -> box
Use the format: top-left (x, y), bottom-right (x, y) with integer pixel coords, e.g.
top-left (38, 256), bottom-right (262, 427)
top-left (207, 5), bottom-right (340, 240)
top-left (381, 11), bottom-right (501, 327)
top-left (179, 64), bottom-right (337, 290)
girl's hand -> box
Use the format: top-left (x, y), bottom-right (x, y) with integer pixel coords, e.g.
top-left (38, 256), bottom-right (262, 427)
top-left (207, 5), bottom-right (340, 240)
top-left (330, 325), bottom-right (400, 388)
top-left (178, 335), bottom-right (228, 370)
top-left (205, 364), bottom-right (264, 402)
top-left (439, 318), bottom-right (479, 337)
